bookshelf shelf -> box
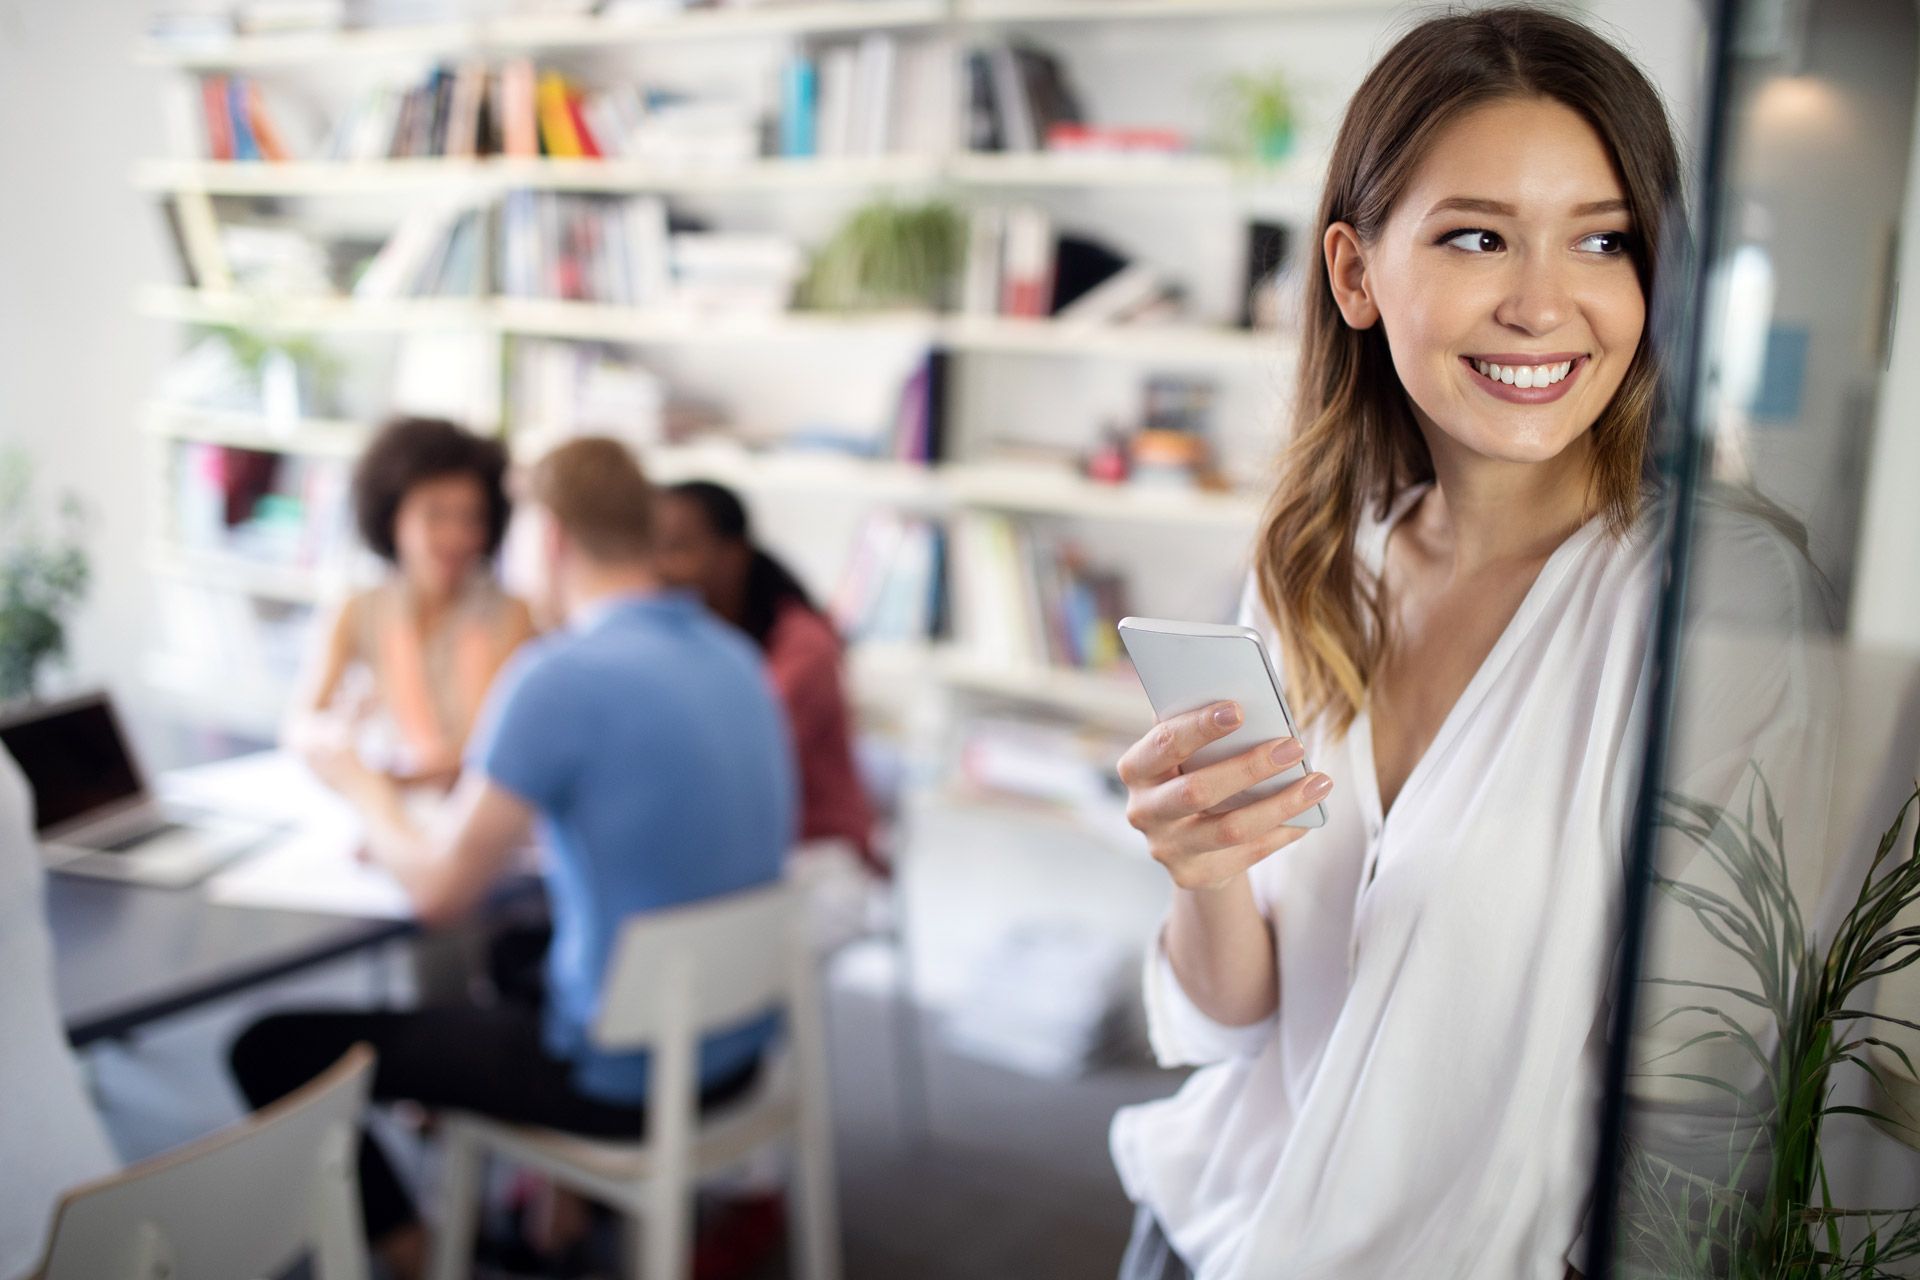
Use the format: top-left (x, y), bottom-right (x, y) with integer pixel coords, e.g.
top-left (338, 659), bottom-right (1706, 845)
top-left (154, 547), bottom-right (332, 605)
top-left (140, 287), bottom-right (1288, 364)
top-left (137, 154), bottom-right (1298, 197)
top-left (139, 285), bottom-right (493, 333)
top-left (935, 649), bottom-right (1149, 729)
top-left (144, 404), bottom-right (372, 458)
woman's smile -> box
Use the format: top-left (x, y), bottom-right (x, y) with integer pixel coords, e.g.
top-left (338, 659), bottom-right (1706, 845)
top-left (1460, 352), bottom-right (1590, 403)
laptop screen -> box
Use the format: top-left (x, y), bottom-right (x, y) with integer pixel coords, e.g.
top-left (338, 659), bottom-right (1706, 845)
top-left (0, 698), bottom-right (144, 833)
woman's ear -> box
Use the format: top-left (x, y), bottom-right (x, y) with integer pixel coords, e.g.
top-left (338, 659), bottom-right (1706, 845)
top-left (1323, 222), bottom-right (1380, 330)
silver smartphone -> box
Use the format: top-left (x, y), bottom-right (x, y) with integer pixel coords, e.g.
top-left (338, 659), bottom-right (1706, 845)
top-left (1117, 616), bottom-right (1328, 829)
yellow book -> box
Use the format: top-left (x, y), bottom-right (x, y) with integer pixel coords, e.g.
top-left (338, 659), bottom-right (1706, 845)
top-left (535, 70), bottom-right (583, 158)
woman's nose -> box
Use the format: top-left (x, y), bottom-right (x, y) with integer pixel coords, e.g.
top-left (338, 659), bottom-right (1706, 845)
top-left (1494, 257), bottom-right (1574, 336)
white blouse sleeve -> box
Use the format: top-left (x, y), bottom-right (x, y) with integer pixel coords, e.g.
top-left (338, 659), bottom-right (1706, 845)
top-left (1143, 929), bottom-right (1280, 1067)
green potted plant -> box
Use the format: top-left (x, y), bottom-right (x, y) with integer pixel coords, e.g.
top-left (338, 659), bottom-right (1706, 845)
top-left (798, 199), bottom-right (965, 313)
top-left (1222, 70), bottom-right (1298, 167)
top-left (1620, 768), bottom-right (1920, 1276)
top-left (0, 449), bottom-right (90, 705)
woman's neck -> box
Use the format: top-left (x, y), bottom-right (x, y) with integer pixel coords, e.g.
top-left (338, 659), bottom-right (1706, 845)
top-left (1413, 430), bottom-right (1598, 573)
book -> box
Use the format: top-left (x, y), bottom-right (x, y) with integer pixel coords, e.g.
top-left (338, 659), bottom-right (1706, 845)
top-left (443, 61), bottom-right (486, 159)
top-left (243, 81), bottom-right (291, 161)
top-left (853, 33), bottom-right (896, 156)
top-left (200, 75), bottom-right (234, 160)
top-left (999, 205), bottom-right (1055, 318)
top-left (780, 56), bottom-right (816, 158)
top-left (536, 70), bottom-right (585, 158)
top-left (500, 59), bottom-right (539, 158)
top-left (816, 45), bottom-right (858, 158)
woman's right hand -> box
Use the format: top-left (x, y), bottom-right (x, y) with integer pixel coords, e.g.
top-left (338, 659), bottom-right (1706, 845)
top-left (1118, 701), bottom-right (1334, 892)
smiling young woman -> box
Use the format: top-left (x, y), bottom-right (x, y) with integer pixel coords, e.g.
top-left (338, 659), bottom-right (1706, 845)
top-left (1109, 10), bottom-right (1687, 1280)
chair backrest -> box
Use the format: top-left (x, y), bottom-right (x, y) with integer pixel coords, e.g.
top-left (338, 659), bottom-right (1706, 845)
top-left (27, 1044), bottom-right (374, 1280)
top-left (592, 881), bottom-right (805, 1052)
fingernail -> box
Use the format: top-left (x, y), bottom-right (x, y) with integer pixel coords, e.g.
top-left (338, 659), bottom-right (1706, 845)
top-left (1213, 704), bottom-right (1241, 728)
top-left (1304, 773), bottom-right (1333, 800)
top-left (1271, 739), bottom-right (1305, 767)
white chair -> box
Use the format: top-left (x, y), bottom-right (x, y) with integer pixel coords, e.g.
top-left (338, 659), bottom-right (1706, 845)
top-left (25, 1043), bottom-right (375, 1280)
top-left (428, 881), bottom-right (842, 1280)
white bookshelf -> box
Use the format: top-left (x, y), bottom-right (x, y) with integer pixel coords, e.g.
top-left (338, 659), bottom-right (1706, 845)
top-left (139, 286), bottom-right (1287, 364)
top-left (154, 546), bottom-right (333, 605)
top-left (144, 403), bottom-right (371, 457)
top-left (136, 153), bottom-right (1313, 199)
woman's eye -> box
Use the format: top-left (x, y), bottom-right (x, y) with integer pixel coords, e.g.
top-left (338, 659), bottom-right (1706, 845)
top-left (1577, 231), bottom-right (1631, 254)
top-left (1441, 229), bottom-right (1503, 253)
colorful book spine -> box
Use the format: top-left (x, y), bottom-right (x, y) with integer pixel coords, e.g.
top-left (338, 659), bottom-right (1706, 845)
top-left (781, 56), bottom-right (817, 158)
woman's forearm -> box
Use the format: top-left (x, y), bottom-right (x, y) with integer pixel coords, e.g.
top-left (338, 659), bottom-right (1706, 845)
top-left (1164, 871), bottom-right (1280, 1027)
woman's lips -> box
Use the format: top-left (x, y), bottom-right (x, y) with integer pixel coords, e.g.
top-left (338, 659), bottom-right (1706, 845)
top-left (1461, 354), bottom-right (1588, 404)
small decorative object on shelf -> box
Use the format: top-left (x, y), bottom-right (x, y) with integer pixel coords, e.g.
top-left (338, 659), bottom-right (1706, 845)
top-left (1222, 68), bottom-right (1296, 166)
top-left (0, 450), bottom-right (91, 705)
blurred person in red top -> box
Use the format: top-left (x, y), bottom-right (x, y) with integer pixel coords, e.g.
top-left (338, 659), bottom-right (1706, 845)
top-left (653, 480), bottom-right (882, 878)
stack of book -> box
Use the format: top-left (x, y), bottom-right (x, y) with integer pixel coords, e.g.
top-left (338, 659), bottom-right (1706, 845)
top-left (962, 207), bottom-right (1184, 324)
top-left (964, 42), bottom-right (1084, 154)
top-left (354, 203), bottom-right (488, 298)
top-left (188, 74), bottom-right (298, 160)
top-left (948, 511), bottom-right (1129, 673)
top-left (778, 35), bottom-right (958, 158)
top-left (510, 341), bottom-right (667, 446)
top-left (831, 512), bottom-right (947, 645)
top-left (497, 192), bottom-right (800, 313)
top-left (498, 192), bottom-right (671, 305)
top-left (323, 62), bottom-right (493, 161)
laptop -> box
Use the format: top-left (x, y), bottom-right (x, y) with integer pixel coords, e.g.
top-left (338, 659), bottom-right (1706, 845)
top-left (0, 691), bottom-right (278, 888)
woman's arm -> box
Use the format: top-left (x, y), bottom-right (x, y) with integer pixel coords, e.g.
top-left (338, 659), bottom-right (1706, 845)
top-left (1118, 703), bottom-right (1332, 1027)
top-left (281, 596), bottom-right (361, 773)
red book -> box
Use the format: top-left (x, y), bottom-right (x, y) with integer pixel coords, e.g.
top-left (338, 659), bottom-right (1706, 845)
top-left (563, 90), bottom-right (602, 159)
top-left (201, 75), bottom-right (233, 160)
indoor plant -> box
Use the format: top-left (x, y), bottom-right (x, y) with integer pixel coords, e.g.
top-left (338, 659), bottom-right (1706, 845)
top-left (0, 449), bottom-right (90, 704)
top-left (1621, 768), bottom-right (1920, 1277)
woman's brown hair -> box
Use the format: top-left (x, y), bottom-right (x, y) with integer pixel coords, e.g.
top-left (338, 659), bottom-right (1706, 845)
top-left (1256, 7), bottom-right (1681, 734)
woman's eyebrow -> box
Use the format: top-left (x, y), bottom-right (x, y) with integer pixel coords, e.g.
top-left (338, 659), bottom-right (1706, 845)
top-left (1423, 196), bottom-right (1630, 218)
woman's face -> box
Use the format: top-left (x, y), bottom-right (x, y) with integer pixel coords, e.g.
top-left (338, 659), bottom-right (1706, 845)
top-left (652, 495), bottom-right (733, 608)
top-left (1327, 96), bottom-right (1647, 468)
top-left (393, 472), bottom-right (491, 598)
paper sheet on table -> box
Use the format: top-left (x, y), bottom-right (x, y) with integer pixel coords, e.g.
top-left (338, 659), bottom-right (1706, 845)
top-left (205, 823), bottom-right (414, 920)
top-left (183, 751), bottom-right (421, 920)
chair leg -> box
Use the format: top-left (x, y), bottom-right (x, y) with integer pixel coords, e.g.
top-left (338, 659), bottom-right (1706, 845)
top-left (641, 1179), bottom-right (693, 1280)
top-left (426, 1120), bottom-right (484, 1280)
top-left (792, 1104), bottom-right (843, 1280)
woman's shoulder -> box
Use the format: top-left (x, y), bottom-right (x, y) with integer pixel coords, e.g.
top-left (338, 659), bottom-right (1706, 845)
top-left (768, 597), bottom-right (843, 660)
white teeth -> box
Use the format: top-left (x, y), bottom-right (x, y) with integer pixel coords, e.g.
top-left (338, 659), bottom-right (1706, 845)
top-left (1472, 358), bottom-right (1578, 388)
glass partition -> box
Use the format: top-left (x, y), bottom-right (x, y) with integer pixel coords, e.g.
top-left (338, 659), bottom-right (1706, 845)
top-left (1592, 0), bottom-right (1920, 1274)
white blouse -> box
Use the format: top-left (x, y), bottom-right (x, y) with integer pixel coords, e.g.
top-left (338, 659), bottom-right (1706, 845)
top-left (1111, 485), bottom-right (1666, 1280)
top-left (1110, 486), bottom-right (1831, 1280)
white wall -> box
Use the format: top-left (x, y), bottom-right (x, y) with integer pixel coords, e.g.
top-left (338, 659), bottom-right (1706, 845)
top-left (0, 0), bottom-right (172, 738)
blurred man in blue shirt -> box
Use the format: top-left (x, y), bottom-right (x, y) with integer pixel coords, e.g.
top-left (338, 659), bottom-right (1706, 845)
top-left (230, 437), bottom-right (795, 1278)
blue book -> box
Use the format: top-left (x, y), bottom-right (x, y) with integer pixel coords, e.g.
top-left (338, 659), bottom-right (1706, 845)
top-left (780, 57), bottom-right (816, 159)
top-left (229, 77), bottom-right (260, 161)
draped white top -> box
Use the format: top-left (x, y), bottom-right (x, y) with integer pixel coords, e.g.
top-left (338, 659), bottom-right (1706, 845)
top-left (1110, 484), bottom-right (1830, 1280)
top-left (1112, 483), bottom-right (1665, 1280)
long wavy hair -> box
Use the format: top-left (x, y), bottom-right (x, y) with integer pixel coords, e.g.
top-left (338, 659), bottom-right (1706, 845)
top-left (1256, 7), bottom-right (1681, 735)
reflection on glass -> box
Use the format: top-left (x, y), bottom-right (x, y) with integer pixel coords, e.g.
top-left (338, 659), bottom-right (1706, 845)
top-left (1603, 0), bottom-right (1920, 1274)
